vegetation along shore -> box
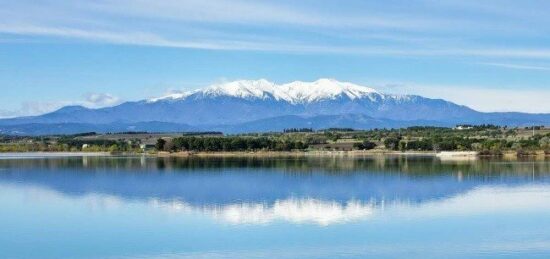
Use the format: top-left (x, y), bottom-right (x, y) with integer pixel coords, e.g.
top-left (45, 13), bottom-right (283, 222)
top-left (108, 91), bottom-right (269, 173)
top-left (1, 125), bottom-right (549, 157)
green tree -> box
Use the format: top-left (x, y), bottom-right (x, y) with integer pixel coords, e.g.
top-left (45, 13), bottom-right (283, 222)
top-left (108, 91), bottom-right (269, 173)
top-left (155, 138), bottom-right (166, 151)
top-left (358, 141), bottom-right (377, 150)
top-left (384, 137), bottom-right (401, 150)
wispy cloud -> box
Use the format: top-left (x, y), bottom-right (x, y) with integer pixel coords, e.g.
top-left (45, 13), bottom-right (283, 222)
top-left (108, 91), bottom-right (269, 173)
top-left (2, 0), bottom-right (550, 60)
top-left (0, 101), bottom-right (68, 119)
top-left (0, 24), bottom-right (242, 50)
top-left (0, 92), bottom-right (122, 119)
top-left (477, 62), bottom-right (550, 71)
top-left (88, 0), bottom-right (445, 30)
top-left (4, 23), bottom-right (550, 62)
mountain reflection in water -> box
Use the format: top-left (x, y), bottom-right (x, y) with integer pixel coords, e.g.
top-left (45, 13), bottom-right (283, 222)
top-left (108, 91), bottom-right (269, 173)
top-left (1, 155), bottom-right (549, 226)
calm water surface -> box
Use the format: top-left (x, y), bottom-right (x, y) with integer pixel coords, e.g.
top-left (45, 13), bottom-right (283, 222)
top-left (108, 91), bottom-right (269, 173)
top-left (1, 155), bottom-right (550, 258)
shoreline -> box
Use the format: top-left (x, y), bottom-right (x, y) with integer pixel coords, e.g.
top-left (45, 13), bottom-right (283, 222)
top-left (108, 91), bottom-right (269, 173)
top-left (0, 150), bottom-right (548, 159)
top-left (0, 152), bottom-right (112, 158)
top-left (155, 150), bottom-right (550, 158)
top-left (155, 150), bottom-right (440, 157)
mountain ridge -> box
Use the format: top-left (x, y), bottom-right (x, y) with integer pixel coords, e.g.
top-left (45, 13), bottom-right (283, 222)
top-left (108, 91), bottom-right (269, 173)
top-left (148, 78), bottom-right (382, 104)
top-left (1, 79), bottom-right (549, 135)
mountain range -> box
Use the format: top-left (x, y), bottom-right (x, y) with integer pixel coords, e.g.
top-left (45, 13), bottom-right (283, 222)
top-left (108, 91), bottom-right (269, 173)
top-left (1, 79), bottom-right (549, 135)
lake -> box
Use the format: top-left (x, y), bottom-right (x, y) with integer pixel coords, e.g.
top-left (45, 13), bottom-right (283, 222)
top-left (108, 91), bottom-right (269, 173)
top-left (1, 155), bottom-right (550, 258)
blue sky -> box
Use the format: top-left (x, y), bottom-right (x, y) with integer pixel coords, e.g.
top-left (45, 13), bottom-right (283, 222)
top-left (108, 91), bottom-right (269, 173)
top-left (1, 0), bottom-right (550, 117)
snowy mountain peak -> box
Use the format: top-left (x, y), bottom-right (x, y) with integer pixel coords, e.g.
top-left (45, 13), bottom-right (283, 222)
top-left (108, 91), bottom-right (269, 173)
top-left (282, 78), bottom-right (380, 103)
top-left (201, 79), bottom-right (280, 100)
top-left (147, 92), bottom-right (192, 102)
top-left (148, 79), bottom-right (382, 103)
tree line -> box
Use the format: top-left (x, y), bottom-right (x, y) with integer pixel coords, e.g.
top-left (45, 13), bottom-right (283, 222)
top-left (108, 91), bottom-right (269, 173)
top-left (156, 136), bottom-right (308, 152)
top-left (381, 135), bottom-right (550, 154)
top-left (283, 128), bottom-right (313, 133)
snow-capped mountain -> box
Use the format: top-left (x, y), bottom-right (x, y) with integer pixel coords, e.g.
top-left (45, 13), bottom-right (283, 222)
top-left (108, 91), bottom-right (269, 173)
top-left (1, 79), bottom-right (549, 135)
top-left (149, 78), bottom-right (382, 104)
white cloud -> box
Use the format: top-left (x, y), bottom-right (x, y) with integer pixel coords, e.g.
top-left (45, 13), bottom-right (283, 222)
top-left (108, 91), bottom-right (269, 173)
top-left (2, 1), bottom-right (550, 60)
top-left (0, 24), bottom-right (240, 50)
top-left (5, 23), bottom-right (550, 60)
top-left (0, 101), bottom-right (71, 119)
top-left (0, 93), bottom-right (122, 119)
top-left (376, 82), bottom-right (550, 113)
top-left (88, 0), bottom-right (447, 30)
top-left (478, 62), bottom-right (550, 71)
top-left (0, 109), bottom-right (18, 119)
top-left (83, 93), bottom-right (121, 108)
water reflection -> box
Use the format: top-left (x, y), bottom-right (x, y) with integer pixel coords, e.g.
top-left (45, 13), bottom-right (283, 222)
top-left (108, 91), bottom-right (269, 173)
top-left (2, 156), bottom-right (550, 258)
top-left (1, 155), bottom-right (549, 175)
top-left (153, 184), bottom-right (550, 225)
top-left (152, 198), bottom-right (375, 226)
top-left (1, 156), bottom-right (549, 225)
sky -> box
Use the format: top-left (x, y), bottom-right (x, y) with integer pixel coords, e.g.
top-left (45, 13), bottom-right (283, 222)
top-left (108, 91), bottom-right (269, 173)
top-left (1, 0), bottom-right (550, 117)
